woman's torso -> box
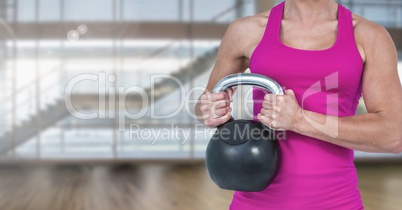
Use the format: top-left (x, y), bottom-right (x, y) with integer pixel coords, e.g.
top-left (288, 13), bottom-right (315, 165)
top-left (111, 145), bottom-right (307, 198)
top-left (230, 2), bottom-right (364, 209)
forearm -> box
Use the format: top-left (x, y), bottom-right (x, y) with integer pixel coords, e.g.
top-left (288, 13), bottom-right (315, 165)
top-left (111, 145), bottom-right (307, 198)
top-left (293, 110), bottom-right (402, 153)
top-left (194, 99), bottom-right (205, 124)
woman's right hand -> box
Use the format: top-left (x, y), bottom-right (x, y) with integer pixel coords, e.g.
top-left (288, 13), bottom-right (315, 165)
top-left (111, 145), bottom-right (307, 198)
top-left (199, 89), bottom-right (233, 127)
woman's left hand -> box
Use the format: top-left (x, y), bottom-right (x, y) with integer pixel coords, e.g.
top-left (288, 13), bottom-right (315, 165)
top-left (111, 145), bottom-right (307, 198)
top-left (257, 89), bottom-right (303, 131)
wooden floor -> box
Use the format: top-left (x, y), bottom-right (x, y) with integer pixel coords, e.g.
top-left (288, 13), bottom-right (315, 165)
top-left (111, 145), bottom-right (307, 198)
top-left (0, 162), bottom-right (401, 210)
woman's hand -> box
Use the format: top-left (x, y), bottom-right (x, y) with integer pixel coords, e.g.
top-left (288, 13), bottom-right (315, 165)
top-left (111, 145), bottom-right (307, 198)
top-left (257, 89), bottom-right (303, 131)
top-left (199, 89), bottom-right (233, 127)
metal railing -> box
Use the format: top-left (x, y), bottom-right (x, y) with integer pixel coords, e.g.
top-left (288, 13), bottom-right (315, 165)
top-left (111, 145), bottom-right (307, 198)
top-left (0, 0), bottom-right (252, 160)
top-left (339, 0), bottom-right (402, 27)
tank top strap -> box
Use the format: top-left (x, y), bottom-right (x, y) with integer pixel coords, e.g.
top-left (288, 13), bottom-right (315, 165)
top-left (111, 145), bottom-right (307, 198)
top-left (337, 4), bottom-right (356, 46)
top-left (262, 1), bottom-right (285, 42)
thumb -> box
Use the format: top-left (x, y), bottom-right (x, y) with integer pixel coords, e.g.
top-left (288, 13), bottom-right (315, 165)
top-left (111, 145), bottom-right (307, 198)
top-left (285, 89), bottom-right (295, 96)
top-left (226, 88), bottom-right (234, 102)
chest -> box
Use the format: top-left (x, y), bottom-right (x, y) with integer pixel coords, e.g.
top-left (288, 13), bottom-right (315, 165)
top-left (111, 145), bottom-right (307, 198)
top-left (245, 18), bottom-right (365, 67)
top-left (280, 19), bottom-right (339, 51)
top-left (249, 38), bottom-right (364, 105)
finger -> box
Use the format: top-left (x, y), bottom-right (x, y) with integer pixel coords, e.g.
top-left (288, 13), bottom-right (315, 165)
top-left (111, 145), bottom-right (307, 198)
top-left (200, 91), bottom-right (212, 101)
top-left (226, 88), bottom-right (234, 102)
top-left (262, 100), bottom-right (274, 109)
top-left (258, 114), bottom-right (277, 130)
top-left (285, 89), bottom-right (295, 96)
top-left (257, 113), bottom-right (272, 126)
top-left (264, 94), bottom-right (277, 103)
top-left (210, 100), bottom-right (230, 110)
top-left (272, 105), bottom-right (278, 112)
top-left (260, 108), bottom-right (273, 117)
top-left (206, 111), bottom-right (232, 127)
top-left (200, 105), bottom-right (209, 112)
top-left (211, 107), bottom-right (231, 118)
top-left (214, 111), bottom-right (232, 124)
top-left (202, 113), bottom-right (211, 120)
top-left (276, 95), bottom-right (286, 105)
top-left (211, 92), bottom-right (229, 102)
top-left (284, 89), bottom-right (297, 103)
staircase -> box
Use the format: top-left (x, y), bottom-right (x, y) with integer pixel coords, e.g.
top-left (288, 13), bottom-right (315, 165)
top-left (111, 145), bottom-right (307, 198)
top-left (0, 0), bottom-right (250, 156)
top-left (0, 48), bottom-right (218, 155)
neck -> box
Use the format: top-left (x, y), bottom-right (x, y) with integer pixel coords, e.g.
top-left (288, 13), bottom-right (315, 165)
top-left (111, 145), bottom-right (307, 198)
top-left (284, 0), bottom-right (338, 22)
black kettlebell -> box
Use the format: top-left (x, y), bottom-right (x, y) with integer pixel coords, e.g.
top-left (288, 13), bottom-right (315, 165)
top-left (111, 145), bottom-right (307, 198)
top-left (205, 73), bottom-right (284, 192)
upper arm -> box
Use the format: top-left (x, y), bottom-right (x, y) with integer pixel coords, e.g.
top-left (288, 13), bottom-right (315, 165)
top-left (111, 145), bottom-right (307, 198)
top-left (204, 18), bottom-right (251, 91)
top-left (358, 20), bottom-right (402, 120)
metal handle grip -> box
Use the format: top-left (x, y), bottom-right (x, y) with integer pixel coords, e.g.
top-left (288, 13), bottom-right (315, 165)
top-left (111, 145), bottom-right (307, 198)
top-left (212, 73), bottom-right (284, 95)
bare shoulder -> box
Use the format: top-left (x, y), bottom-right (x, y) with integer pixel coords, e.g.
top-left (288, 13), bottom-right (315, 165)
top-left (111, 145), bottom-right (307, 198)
top-left (241, 10), bottom-right (271, 25)
top-left (226, 10), bottom-right (270, 37)
top-left (223, 10), bottom-right (271, 57)
top-left (353, 14), bottom-right (391, 40)
top-left (352, 13), bottom-right (396, 59)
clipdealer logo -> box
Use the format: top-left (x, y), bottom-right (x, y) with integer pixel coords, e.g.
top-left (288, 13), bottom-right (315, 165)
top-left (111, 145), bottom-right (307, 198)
top-left (63, 71), bottom-right (341, 142)
top-left (301, 72), bottom-right (340, 138)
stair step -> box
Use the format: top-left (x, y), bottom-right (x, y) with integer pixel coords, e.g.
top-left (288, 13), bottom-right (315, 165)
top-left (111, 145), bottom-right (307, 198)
top-left (0, 48), bottom-right (219, 154)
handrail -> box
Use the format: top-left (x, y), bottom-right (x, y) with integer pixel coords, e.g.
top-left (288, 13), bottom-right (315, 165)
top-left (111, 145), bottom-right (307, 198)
top-left (0, 62), bottom-right (64, 103)
top-left (0, 1), bottom-right (250, 120)
top-left (139, 0), bottom-right (250, 64)
top-left (211, 0), bottom-right (250, 21)
top-left (337, 0), bottom-right (402, 6)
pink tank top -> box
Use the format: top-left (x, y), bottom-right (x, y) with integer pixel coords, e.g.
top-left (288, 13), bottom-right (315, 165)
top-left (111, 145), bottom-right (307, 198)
top-left (230, 2), bottom-right (364, 209)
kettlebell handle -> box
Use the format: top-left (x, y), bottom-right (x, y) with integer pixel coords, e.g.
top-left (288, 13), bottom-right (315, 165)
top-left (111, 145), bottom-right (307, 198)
top-left (212, 73), bottom-right (284, 95)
